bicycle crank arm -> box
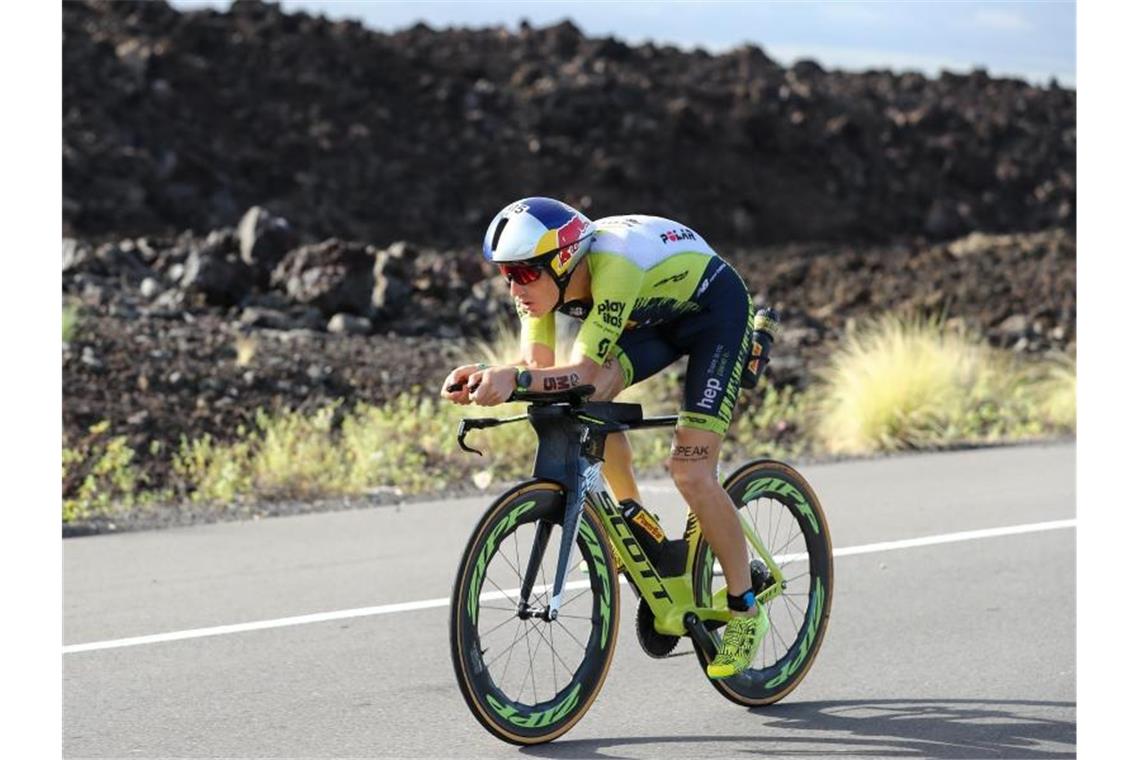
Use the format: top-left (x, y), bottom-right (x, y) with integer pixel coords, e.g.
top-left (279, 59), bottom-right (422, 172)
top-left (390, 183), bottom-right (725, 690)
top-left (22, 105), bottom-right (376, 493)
top-left (683, 612), bottom-right (720, 664)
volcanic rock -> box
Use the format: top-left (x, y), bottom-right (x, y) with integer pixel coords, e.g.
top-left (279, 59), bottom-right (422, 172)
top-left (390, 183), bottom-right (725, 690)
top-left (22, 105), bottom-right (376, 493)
top-left (63, 1), bottom-right (1074, 247)
top-left (271, 238), bottom-right (375, 317)
top-left (237, 206), bottom-right (297, 281)
top-left (328, 313), bottom-right (373, 335)
top-left (179, 229), bottom-right (253, 306)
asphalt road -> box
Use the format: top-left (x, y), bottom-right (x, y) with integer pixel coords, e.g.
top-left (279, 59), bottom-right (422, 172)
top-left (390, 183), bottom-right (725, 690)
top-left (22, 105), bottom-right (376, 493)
top-left (64, 442), bottom-right (1076, 759)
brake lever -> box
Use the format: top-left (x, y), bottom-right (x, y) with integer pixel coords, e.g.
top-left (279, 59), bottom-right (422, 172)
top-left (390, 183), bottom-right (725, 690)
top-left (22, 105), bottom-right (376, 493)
top-left (456, 417), bottom-right (490, 456)
top-left (455, 414), bottom-right (528, 456)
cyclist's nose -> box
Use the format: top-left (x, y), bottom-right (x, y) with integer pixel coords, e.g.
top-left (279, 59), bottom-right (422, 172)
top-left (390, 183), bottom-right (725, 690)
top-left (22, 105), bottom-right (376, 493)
top-left (510, 278), bottom-right (526, 297)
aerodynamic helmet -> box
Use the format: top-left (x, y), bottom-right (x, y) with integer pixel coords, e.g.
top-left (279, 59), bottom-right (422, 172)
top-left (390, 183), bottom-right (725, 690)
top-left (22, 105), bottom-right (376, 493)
top-left (482, 197), bottom-right (596, 287)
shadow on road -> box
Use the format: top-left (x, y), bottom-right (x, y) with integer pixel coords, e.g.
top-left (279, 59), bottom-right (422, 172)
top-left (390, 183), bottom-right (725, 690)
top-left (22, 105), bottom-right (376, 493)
top-left (520, 698), bottom-right (1075, 759)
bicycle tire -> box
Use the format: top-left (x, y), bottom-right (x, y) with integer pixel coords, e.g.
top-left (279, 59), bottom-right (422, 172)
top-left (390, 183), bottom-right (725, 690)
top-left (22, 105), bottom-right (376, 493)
top-left (450, 480), bottom-right (620, 744)
top-left (692, 460), bottom-right (834, 706)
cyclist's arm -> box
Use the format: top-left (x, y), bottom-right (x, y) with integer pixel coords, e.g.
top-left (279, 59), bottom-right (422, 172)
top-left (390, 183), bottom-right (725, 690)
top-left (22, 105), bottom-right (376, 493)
top-left (519, 310), bottom-right (556, 369)
top-left (520, 253), bottom-right (643, 391)
top-left (521, 342), bottom-right (555, 369)
top-left (572, 252), bottom-right (642, 367)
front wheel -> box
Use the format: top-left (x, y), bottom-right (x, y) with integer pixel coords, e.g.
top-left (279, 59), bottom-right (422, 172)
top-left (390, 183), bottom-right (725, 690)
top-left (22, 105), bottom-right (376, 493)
top-left (692, 460), bottom-right (834, 706)
top-left (450, 480), bottom-right (620, 744)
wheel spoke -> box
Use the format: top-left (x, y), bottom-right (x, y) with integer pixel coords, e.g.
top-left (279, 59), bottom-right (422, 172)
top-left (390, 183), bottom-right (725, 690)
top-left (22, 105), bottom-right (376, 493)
top-left (770, 613), bottom-right (791, 653)
top-left (482, 575), bottom-right (519, 606)
top-left (561, 584), bottom-right (593, 609)
top-left (555, 617), bottom-right (589, 652)
top-left (487, 619), bottom-right (528, 669)
top-left (781, 592), bottom-right (807, 619)
top-left (769, 530), bottom-right (801, 558)
top-left (480, 612), bottom-right (521, 638)
top-left (527, 620), bottom-right (578, 681)
top-left (495, 547), bottom-right (524, 588)
top-left (519, 617), bottom-right (539, 704)
top-left (782, 569), bottom-right (810, 584)
top-left (492, 617), bottom-right (526, 680)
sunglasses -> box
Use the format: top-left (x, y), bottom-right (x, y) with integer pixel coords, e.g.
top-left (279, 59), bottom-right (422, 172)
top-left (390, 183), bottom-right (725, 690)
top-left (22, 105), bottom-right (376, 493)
top-left (498, 262), bottom-right (545, 285)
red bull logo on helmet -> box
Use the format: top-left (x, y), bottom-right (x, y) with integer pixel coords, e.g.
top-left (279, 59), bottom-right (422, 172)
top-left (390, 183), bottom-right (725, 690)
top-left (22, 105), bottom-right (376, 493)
top-left (550, 215), bottom-right (586, 276)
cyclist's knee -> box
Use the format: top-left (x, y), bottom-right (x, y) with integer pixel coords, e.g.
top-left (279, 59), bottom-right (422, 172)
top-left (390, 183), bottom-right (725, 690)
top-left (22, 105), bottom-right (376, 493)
top-left (668, 428), bottom-right (722, 499)
top-left (670, 456), bottom-right (721, 504)
top-left (671, 464), bottom-right (719, 498)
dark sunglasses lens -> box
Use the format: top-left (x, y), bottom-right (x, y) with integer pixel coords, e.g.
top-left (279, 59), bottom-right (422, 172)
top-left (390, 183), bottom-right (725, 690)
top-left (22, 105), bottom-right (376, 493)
top-left (499, 264), bottom-right (542, 284)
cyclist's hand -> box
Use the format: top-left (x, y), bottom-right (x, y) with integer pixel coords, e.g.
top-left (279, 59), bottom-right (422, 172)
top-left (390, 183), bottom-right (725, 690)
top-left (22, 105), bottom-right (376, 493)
top-left (441, 364), bottom-right (482, 405)
top-left (471, 366), bottom-right (516, 406)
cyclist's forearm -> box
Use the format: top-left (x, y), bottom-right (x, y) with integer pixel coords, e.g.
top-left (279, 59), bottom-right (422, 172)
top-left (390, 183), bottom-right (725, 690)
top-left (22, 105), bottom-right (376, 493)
top-left (527, 360), bottom-right (599, 392)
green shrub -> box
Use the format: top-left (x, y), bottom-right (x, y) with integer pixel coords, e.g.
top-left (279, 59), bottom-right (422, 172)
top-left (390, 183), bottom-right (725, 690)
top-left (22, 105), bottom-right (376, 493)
top-left (812, 314), bottom-right (1072, 454)
top-left (63, 303), bottom-right (79, 343)
top-left (173, 433), bottom-right (253, 505)
top-left (1035, 352), bottom-right (1077, 431)
top-left (62, 311), bottom-right (1076, 521)
top-left (63, 421), bottom-right (145, 522)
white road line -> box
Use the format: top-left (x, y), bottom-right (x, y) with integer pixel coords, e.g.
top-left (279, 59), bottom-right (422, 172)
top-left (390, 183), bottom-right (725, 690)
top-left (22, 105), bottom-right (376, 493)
top-left (63, 518), bottom-right (1075, 655)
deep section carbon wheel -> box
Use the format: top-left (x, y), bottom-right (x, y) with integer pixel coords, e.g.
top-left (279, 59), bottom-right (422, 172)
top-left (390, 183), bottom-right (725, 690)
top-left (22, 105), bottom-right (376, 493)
top-left (450, 480), bottom-right (620, 745)
top-left (692, 460), bottom-right (834, 706)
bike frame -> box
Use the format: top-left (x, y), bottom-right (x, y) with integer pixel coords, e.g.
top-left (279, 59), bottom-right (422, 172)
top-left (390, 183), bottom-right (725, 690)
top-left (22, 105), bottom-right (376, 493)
top-left (457, 391), bottom-right (787, 640)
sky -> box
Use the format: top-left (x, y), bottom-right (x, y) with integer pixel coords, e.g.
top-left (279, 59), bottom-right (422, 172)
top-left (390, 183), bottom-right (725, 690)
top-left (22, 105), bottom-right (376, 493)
top-left (170, 0), bottom-right (1076, 86)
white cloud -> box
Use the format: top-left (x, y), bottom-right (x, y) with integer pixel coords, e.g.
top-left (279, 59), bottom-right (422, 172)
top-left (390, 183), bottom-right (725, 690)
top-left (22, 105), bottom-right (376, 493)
top-left (973, 8), bottom-right (1032, 32)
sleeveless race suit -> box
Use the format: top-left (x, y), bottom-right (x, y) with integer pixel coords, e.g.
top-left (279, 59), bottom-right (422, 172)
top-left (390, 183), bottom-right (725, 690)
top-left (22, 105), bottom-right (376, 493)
top-left (519, 215), bottom-right (754, 436)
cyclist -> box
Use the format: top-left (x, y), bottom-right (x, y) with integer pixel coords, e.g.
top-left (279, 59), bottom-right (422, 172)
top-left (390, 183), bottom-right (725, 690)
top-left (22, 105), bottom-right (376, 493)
top-left (440, 197), bottom-right (766, 679)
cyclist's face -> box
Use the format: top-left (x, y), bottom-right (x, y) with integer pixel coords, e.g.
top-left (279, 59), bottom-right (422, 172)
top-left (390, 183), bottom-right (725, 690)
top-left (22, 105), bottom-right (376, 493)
top-left (510, 269), bottom-right (558, 317)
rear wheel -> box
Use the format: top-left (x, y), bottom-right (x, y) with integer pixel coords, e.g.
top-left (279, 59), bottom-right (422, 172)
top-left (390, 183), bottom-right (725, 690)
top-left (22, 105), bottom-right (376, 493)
top-left (692, 460), bottom-right (833, 705)
top-left (450, 481), bottom-right (620, 744)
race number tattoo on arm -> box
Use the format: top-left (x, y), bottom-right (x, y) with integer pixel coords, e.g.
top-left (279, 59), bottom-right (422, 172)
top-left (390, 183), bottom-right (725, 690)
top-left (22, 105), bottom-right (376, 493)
top-left (671, 444), bottom-right (711, 461)
top-left (543, 372), bottom-right (581, 391)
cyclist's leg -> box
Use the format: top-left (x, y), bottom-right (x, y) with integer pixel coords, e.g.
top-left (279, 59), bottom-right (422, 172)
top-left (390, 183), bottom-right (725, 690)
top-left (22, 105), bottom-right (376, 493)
top-left (604, 329), bottom-right (685, 503)
top-left (667, 260), bottom-right (764, 678)
top-left (590, 356), bottom-right (640, 502)
top-left (668, 257), bottom-right (757, 609)
top-left (667, 427), bottom-right (754, 607)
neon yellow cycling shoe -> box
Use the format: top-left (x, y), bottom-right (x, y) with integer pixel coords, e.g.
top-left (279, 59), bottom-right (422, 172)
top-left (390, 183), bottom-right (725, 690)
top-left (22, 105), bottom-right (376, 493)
top-left (706, 605), bottom-right (769, 679)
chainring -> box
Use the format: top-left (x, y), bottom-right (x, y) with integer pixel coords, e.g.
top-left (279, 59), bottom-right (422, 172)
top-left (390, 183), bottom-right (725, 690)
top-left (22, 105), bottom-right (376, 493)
top-left (635, 597), bottom-right (680, 658)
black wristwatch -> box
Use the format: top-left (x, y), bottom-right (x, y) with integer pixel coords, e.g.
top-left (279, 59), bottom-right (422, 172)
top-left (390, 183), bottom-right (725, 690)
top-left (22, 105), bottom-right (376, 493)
top-left (515, 367), bottom-right (533, 392)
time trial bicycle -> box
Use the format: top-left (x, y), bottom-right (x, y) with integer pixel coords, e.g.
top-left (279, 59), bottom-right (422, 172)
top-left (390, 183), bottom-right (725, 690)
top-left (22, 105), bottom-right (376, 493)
top-left (448, 384), bottom-right (833, 744)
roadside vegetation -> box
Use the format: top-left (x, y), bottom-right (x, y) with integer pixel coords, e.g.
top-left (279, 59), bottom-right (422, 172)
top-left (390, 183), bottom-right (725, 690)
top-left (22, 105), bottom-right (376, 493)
top-left (62, 314), bottom-right (1075, 525)
top-left (63, 302), bottom-right (80, 343)
top-left (812, 315), bottom-right (1075, 453)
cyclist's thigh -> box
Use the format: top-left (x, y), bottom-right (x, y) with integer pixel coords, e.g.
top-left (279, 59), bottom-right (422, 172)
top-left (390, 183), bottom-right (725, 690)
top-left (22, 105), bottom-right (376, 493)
top-left (611, 326), bottom-right (684, 389)
top-left (671, 262), bottom-right (754, 436)
top-left (669, 426), bottom-right (724, 478)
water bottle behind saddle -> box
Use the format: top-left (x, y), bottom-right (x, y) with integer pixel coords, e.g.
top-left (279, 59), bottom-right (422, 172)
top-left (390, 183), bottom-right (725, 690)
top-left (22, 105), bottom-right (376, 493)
top-left (739, 306), bottom-right (781, 390)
